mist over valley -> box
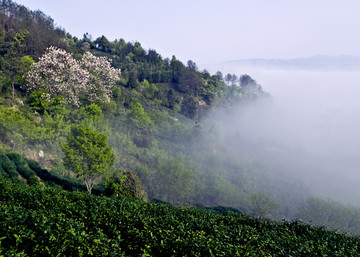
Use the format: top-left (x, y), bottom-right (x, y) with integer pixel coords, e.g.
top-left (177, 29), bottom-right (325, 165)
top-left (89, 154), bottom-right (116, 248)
top-left (209, 61), bottom-right (360, 206)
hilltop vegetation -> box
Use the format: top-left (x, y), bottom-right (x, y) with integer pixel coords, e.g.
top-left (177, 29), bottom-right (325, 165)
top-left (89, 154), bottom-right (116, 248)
top-left (1, 0), bottom-right (360, 241)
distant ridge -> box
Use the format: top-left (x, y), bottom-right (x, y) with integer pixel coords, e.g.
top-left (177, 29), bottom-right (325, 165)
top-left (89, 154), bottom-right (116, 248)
top-left (225, 55), bottom-right (360, 70)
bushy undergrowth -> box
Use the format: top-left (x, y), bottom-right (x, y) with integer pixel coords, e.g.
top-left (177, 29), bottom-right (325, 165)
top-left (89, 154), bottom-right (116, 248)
top-left (0, 153), bottom-right (105, 194)
top-left (0, 176), bottom-right (360, 256)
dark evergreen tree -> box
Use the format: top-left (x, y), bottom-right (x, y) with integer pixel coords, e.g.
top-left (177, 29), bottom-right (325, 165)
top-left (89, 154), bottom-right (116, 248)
top-left (127, 71), bottom-right (138, 88)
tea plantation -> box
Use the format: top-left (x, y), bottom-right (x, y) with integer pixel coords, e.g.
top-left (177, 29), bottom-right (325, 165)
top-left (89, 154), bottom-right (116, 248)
top-left (0, 155), bottom-right (360, 256)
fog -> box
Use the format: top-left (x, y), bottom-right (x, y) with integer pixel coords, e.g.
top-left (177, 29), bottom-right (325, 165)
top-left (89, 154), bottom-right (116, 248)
top-left (209, 65), bottom-right (360, 206)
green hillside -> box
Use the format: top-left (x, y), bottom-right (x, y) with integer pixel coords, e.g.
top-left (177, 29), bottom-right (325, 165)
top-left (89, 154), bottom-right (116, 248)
top-left (0, 0), bottom-right (273, 210)
top-left (1, 1), bottom-right (360, 252)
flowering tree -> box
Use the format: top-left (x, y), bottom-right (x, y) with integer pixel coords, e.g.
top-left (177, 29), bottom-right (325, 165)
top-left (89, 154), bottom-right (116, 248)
top-left (24, 47), bottom-right (121, 107)
top-left (24, 47), bottom-right (87, 107)
top-left (80, 51), bottom-right (120, 104)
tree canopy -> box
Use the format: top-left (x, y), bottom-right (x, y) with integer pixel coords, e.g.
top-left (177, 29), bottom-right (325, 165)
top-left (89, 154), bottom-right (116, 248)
top-left (23, 46), bottom-right (121, 107)
top-left (62, 124), bottom-right (115, 194)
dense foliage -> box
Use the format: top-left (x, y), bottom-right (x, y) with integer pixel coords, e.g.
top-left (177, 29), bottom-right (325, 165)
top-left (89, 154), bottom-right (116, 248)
top-left (62, 125), bottom-right (115, 194)
top-left (1, 174), bottom-right (360, 256)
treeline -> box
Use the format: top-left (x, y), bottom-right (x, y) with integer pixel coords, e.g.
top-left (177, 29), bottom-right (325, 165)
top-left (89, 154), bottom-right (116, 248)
top-left (66, 33), bottom-right (265, 118)
top-left (0, 0), bottom-right (66, 58)
top-left (0, 0), bottom-right (265, 119)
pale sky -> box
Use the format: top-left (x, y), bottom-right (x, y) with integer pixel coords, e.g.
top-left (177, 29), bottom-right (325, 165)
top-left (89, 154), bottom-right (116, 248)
top-left (14, 0), bottom-right (360, 69)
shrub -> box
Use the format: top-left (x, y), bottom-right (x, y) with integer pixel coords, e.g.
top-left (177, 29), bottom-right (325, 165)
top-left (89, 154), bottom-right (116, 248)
top-left (105, 169), bottom-right (147, 200)
top-left (0, 154), bottom-right (18, 180)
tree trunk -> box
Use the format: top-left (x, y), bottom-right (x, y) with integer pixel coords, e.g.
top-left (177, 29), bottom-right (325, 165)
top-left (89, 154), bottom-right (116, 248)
top-left (11, 78), bottom-right (15, 106)
top-left (85, 180), bottom-right (93, 194)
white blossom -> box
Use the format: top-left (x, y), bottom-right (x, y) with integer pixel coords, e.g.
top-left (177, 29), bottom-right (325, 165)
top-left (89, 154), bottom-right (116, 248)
top-left (23, 47), bottom-right (121, 107)
top-left (80, 51), bottom-right (120, 104)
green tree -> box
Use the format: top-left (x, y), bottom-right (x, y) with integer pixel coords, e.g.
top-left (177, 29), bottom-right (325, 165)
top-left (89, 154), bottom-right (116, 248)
top-left (127, 97), bottom-right (153, 129)
top-left (94, 35), bottom-right (111, 52)
top-left (239, 74), bottom-right (264, 97)
top-left (249, 192), bottom-right (280, 217)
top-left (133, 41), bottom-right (145, 58)
top-left (154, 157), bottom-right (195, 204)
top-left (28, 89), bottom-right (64, 114)
top-left (141, 79), bottom-right (158, 99)
top-left (127, 71), bottom-right (138, 88)
top-left (170, 55), bottom-right (183, 83)
top-left (215, 71), bottom-right (223, 81)
top-left (105, 169), bottom-right (147, 200)
top-left (224, 73), bottom-right (232, 85)
top-left (167, 89), bottom-right (177, 109)
top-left (180, 96), bottom-right (198, 119)
top-left (1, 30), bottom-right (34, 105)
top-left (187, 60), bottom-right (198, 71)
top-left (62, 124), bottom-right (115, 194)
top-left (296, 197), bottom-right (360, 234)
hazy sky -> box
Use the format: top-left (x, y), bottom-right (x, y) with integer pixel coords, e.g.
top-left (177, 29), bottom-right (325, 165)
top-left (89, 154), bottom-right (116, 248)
top-left (14, 0), bottom-right (360, 68)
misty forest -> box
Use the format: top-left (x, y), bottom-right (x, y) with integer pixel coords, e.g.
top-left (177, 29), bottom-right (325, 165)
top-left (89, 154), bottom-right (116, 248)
top-left (1, 1), bottom-right (360, 255)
